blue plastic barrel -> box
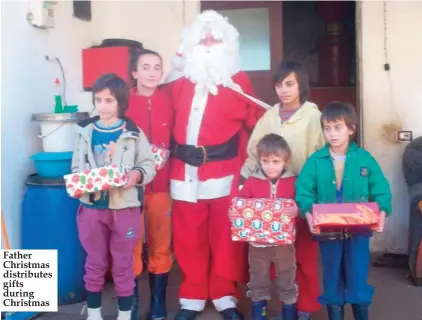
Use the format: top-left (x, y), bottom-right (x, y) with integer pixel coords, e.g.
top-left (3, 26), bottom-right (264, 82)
top-left (21, 175), bottom-right (86, 305)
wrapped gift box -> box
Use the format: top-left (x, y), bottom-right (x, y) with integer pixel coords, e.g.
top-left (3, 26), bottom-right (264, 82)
top-left (64, 164), bottom-right (130, 198)
top-left (312, 202), bottom-right (380, 233)
top-left (151, 145), bottom-right (170, 171)
top-left (230, 197), bottom-right (298, 245)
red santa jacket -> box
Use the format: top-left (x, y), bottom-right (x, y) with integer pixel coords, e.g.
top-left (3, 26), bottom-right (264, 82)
top-left (166, 71), bottom-right (265, 203)
top-left (126, 88), bottom-right (173, 194)
top-left (238, 171), bottom-right (296, 200)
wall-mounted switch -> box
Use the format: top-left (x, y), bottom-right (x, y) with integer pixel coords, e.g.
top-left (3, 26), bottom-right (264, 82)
top-left (397, 131), bottom-right (413, 142)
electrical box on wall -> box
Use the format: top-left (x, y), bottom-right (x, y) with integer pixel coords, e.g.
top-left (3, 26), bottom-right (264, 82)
top-left (27, 1), bottom-right (58, 28)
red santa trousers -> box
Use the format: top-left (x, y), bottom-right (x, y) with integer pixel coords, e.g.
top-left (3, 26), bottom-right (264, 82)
top-left (172, 197), bottom-right (248, 311)
top-left (295, 218), bottom-right (321, 312)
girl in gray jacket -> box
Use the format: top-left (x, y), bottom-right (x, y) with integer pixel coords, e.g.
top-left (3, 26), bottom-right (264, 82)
top-left (71, 73), bottom-right (156, 320)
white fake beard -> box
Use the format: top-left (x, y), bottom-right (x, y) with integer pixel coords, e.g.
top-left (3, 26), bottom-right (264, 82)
top-left (183, 43), bottom-right (240, 95)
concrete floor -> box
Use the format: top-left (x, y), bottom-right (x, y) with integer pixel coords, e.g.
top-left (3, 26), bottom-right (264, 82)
top-left (36, 264), bottom-right (422, 320)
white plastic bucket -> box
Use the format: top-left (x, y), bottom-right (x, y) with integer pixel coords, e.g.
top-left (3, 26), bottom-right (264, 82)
top-left (32, 112), bottom-right (89, 153)
top-left (40, 122), bottom-right (76, 152)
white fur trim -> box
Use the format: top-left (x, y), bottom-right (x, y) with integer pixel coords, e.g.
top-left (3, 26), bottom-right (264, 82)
top-left (186, 86), bottom-right (208, 145)
top-left (171, 86), bottom-right (234, 203)
top-left (180, 298), bottom-right (206, 312)
top-left (170, 174), bottom-right (234, 203)
top-left (212, 296), bottom-right (238, 312)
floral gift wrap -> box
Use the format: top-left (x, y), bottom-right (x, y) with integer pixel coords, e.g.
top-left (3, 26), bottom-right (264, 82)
top-left (151, 144), bottom-right (170, 171)
top-left (230, 197), bottom-right (298, 245)
top-left (64, 164), bottom-right (131, 198)
top-left (312, 202), bottom-right (380, 233)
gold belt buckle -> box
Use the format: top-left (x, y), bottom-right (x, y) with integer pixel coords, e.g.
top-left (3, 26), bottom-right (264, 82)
top-left (196, 145), bottom-right (207, 165)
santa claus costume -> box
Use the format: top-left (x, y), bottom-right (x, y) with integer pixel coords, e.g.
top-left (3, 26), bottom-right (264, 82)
top-left (164, 10), bottom-right (268, 320)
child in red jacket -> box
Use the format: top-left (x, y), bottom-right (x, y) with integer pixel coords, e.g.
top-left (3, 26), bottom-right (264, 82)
top-left (126, 49), bottom-right (173, 320)
top-left (231, 134), bottom-right (299, 320)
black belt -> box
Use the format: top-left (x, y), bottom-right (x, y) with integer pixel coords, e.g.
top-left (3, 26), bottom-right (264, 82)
top-left (171, 134), bottom-right (239, 167)
top-left (314, 227), bottom-right (373, 242)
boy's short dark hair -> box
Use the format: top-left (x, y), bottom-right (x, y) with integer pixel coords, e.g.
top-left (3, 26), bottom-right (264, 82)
top-left (256, 134), bottom-right (291, 161)
top-left (273, 60), bottom-right (309, 104)
top-left (321, 102), bottom-right (358, 134)
top-left (129, 48), bottom-right (162, 87)
top-left (92, 73), bottom-right (129, 118)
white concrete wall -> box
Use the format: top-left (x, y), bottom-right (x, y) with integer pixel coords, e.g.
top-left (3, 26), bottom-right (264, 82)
top-left (359, 1), bottom-right (422, 253)
top-left (1, 0), bottom-right (96, 249)
top-left (1, 0), bottom-right (200, 249)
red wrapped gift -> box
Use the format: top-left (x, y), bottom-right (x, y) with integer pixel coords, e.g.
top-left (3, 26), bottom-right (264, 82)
top-left (230, 197), bottom-right (298, 245)
top-left (312, 202), bottom-right (380, 233)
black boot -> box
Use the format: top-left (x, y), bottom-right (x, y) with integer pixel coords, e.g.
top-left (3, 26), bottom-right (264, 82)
top-left (351, 303), bottom-right (369, 320)
top-left (281, 303), bottom-right (296, 320)
top-left (251, 300), bottom-right (267, 319)
top-left (147, 273), bottom-right (168, 319)
top-left (131, 279), bottom-right (140, 320)
top-left (174, 309), bottom-right (199, 320)
top-left (220, 308), bottom-right (244, 320)
top-left (326, 305), bottom-right (344, 320)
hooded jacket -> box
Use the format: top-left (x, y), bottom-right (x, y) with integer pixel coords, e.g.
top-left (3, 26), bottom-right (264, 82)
top-left (237, 167), bottom-right (297, 247)
top-left (241, 101), bottom-right (325, 178)
top-left (71, 117), bottom-right (156, 209)
top-left (238, 167), bottom-right (296, 200)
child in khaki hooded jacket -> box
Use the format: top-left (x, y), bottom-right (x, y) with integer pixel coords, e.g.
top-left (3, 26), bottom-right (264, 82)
top-left (72, 73), bottom-right (156, 320)
top-left (241, 61), bottom-right (324, 320)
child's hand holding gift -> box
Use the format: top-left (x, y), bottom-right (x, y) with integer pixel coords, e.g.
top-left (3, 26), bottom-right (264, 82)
top-left (283, 207), bottom-right (299, 219)
top-left (228, 207), bottom-right (237, 222)
top-left (374, 211), bottom-right (386, 233)
top-left (306, 212), bottom-right (319, 234)
top-left (124, 170), bottom-right (142, 188)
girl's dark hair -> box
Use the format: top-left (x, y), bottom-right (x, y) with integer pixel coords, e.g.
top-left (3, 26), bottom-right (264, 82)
top-left (256, 134), bottom-right (291, 162)
top-left (92, 73), bottom-right (129, 117)
top-left (128, 48), bottom-right (162, 87)
top-left (321, 101), bottom-right (358, 134)
top-left (273, 60), bottom-right (309, 104)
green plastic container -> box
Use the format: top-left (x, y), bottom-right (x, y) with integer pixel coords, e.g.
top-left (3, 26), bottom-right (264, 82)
top-left (63, 105), bottom-right (78, 113)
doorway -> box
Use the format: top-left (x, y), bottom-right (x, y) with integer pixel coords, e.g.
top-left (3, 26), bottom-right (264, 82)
top-left (201, 1), bottom-right (282, 103)
top-left (201, 1), bottom-right (359, 139)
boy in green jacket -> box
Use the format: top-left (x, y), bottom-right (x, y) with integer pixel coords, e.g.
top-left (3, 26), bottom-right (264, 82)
top-left (295, 102), bottom-right (392, 320)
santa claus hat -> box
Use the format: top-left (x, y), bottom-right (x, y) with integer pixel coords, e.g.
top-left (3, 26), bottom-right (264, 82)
top-left (164, 10), bottom-right (240, 84)
top-left (176, 10), bottom-right (239, 57)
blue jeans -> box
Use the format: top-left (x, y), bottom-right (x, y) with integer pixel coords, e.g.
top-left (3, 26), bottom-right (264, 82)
top-left (318, 235), bottom-right (373, 306)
